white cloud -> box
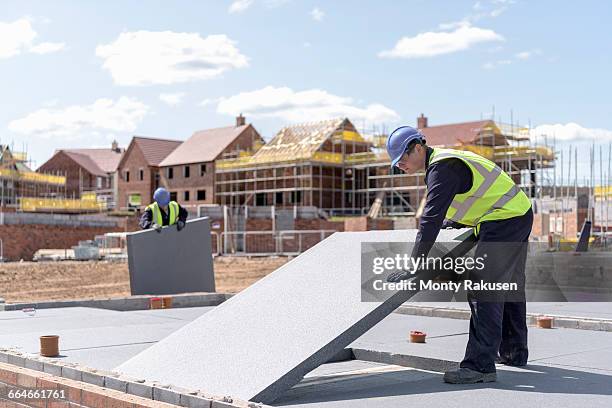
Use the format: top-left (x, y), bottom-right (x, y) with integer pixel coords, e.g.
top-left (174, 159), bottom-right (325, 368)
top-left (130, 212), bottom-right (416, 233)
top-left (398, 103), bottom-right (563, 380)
top-left (0, 18), bottom-right (65, 58)
top-left (29, 41), bottom-right (66, 54)
top-left (310, 7), bottom-right (325, 22)
top-left (379, 22), bottom-right (503, 59)
top-left (515, 49), bottom-right (541, 60)
top-left (159, 92), bottom-right (185, 106)
top-left (531, 123), bottom-right (612, 143)
top-left (216, 86), bottom-right (399, 123)
top-left (228, 0), bottom-right (254, 14)
top-left (96, 31), bottom-right (249, 86)
top-left (8, 97), bottom-right (149, 139)
top-left (484, 49), bottom-right (542, 69)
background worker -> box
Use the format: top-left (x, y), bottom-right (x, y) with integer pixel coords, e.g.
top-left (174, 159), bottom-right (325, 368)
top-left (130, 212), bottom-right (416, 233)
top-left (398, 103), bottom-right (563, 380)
top-left (139, 187), bottom-right (188, 232)
top-left (385, 125), bottom-right (533, 384)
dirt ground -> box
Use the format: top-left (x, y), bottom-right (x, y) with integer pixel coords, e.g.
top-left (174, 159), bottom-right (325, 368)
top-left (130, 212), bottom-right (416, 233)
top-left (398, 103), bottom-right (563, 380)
top-left (0, 257), bottom-right (290, 303)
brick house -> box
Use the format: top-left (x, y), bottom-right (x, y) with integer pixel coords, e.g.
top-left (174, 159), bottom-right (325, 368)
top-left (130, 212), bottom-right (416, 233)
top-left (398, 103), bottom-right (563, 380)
top-left (116, 136), bottom-right (182, 210)
top-left (38, 141), bottom-right (124, 204)
top-left (158, 115), bottom-right (264, 211)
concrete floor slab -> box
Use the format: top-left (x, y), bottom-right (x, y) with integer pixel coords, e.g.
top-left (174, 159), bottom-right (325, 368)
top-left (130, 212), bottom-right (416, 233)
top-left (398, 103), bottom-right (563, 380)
top-left (275, 360), bottom-right (612, 408)
top-left (115, 229), bottom-right (472, 404)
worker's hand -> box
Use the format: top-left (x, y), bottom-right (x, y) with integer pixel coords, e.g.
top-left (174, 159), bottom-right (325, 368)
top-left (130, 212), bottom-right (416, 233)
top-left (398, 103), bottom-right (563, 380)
top-left (152, 223), bottom-right (162, 233)
top-left (176, 220), bottom-right (186, 231)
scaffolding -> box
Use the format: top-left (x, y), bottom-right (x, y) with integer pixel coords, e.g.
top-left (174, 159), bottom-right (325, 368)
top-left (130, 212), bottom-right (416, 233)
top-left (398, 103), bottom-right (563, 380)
top-left (213, 118), bottom-right (555, 216)
top-left (0, 145), bottom-right (67, 207)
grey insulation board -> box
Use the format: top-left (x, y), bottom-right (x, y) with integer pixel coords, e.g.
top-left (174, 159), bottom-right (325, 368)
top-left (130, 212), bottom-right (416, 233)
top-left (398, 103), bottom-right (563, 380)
top-left (116, 229), bottom-right (470, 403)
top-left (126, 217), bottom-right (215, 295)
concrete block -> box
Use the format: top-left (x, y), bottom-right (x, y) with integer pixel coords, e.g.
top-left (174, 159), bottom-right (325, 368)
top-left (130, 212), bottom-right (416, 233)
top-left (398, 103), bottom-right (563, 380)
top-left (153, 384), bottom-right (181, 405)
top-left (126, 217), bottom-right (215, 296)
top-left (116, 229), bottom-right (472, 404)
top-left (42, 362), bottom-right (62, 376)
top-left (179, 393), bottom-right (212, 408)
top-left (24, 357), bottom-right (44, 372)
top-left (211, 399), bottom-right (237, 408)
top-left (600, 320), bottom-right (612, 332)
top-left (126, 378), bottom-right (153, 399)
top-left (61, 365), bottom-right (83, 382)
top-left (104, 375), bottom-right (128, 392)
top-left (553, 317), bottom-right (580, 329)
top-left (577, 319), bottom-right (603, 331)
top-left (80, 368), bottom-right (104, 386)
top-left (0, 352), bottom-right (10, 363)
top-left (7, 353), bottom-right (26, 367)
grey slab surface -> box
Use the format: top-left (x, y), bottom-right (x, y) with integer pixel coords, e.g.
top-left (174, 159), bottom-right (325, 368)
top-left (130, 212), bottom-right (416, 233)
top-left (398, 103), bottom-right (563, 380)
top-left (0, 306), bottom-right (215, 369)
top-left (127, 217), bottom-right (215, 295)
top-left (275, 360), bottom-right (612, 408)
top-left (351, 313), bottom-right (612, 368)
top-left (115, 229), bottom-right (471, 404)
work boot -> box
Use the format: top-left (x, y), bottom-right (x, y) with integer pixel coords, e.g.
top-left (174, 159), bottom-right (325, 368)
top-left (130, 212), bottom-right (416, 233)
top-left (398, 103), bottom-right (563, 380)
top-left (443, 367), bottom-right (496, 384)
top-left (495, 355), bottom-right (527, 367)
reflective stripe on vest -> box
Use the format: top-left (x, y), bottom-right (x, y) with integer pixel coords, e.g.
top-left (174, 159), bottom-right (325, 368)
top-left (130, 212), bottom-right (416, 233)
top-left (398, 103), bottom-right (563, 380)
top-left (147, 201), bottom-right (179, 226)
top-left (429, 148), bottom-right (531, 227)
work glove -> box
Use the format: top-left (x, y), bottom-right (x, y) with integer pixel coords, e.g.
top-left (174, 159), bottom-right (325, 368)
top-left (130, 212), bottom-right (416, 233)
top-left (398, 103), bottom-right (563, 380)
top-left (152, 223), bottom-right (162, 233)
top-left (176, 220), bottom-right (186, 231)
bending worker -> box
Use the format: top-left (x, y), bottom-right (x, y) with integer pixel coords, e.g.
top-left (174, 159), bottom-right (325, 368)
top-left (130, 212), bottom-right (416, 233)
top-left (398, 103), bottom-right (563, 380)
top-left (386, 125), bottom-right (533, 384)
top-left (139, 187), bottom-right (188, 232)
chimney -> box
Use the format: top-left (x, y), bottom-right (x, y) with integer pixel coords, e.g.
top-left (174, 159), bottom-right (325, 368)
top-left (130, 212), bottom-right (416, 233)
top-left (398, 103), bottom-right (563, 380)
top-left (111, 140), bottom-right (119, 152)
top-left (236, 113), bottom-right (246, 127)
top-left (417, 113), bottom-right (428, 129)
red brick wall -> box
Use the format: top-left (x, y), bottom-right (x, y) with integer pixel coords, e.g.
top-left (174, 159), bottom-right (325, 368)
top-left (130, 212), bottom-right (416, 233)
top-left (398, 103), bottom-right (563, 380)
top-left (159, 126), bottom-right (264, 211)
top-left (159, 161), bottom-right (215, 210)
top-left (0, 223), bottom-right (129, 261)
top-left (117, 144), bottom-right (156, 210)
top-left (0, 362), bottom-right (177, 408)
top-left (38, 151), bottom-right (107, 199)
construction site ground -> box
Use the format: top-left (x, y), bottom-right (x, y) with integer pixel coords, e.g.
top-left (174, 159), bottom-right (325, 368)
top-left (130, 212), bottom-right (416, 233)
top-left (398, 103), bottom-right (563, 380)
top-left (0, 257), bottom-right (290, 303)
top-left (1, 304), bottom-right (610, 407)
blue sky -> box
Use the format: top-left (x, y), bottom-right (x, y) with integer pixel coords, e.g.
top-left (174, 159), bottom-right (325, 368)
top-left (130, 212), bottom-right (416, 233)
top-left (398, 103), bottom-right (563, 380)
top-left (1, 0), bottom-right (611, 184)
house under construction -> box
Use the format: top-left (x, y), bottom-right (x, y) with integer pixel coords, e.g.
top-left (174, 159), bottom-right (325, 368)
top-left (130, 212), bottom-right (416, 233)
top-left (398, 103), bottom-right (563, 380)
top-left (0, 145), bottom-right (66, 207)
top-left (215, 115), bottom-right (555, 216)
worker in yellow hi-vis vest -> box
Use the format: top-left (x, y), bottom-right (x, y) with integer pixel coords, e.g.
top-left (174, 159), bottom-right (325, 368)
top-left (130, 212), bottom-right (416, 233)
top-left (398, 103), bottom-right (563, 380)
top-left (385, 126), bottom-right (533, 385)
top-left (139, 187), bottom-right (188, 232)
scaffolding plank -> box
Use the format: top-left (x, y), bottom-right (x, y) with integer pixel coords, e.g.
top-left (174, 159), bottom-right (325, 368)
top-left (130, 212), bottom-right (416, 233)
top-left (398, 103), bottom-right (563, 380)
top-left (126, 217), bottom-right (215, 296)
top-left (116, 229), bottom-right (469, 403)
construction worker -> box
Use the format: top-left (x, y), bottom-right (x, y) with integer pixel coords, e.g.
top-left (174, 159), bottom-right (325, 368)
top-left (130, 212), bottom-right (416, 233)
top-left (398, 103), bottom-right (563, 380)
top-left (385, 125), bottom-right (533, 384)
top-left (139, 187), bottom-right (188, 232)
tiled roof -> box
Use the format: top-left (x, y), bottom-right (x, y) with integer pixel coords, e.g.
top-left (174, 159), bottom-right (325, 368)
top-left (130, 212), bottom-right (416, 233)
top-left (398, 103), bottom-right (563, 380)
top-left (63, 151), bottom-right (106, 176)
top-left (159, 125), bottom-right (251, 166)
top-left (61, 148), bottom-right (123, 173)
top-left (132, 136), bottom-right (182, 166)
top-left (419, 120), bottom-right (497, 146)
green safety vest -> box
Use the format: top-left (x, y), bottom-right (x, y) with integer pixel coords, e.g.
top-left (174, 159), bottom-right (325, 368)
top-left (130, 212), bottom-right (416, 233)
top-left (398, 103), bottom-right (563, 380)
top-left (146, 201), bottom-right (179, 226)
top-left (429, 148), bottom-right (531, 230)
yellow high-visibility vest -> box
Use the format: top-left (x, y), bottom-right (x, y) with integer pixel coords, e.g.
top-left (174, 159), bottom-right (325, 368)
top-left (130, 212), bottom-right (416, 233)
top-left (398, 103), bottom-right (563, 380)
top-left (146, 201), bottom-right (179, 226)
top-left (429, 148), bottom-right (531, 229)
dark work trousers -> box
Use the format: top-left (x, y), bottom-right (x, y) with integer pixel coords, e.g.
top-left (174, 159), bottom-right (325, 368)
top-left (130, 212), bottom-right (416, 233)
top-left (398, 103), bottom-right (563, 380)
top-left (459, 208), bottom-right (533, 373)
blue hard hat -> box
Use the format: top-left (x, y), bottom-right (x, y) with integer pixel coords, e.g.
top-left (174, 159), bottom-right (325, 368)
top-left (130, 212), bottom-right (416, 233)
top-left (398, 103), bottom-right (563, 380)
top-left (153, 187), bottom-right (170, 206)
top-left (386, 126), bottom-right (425, 167)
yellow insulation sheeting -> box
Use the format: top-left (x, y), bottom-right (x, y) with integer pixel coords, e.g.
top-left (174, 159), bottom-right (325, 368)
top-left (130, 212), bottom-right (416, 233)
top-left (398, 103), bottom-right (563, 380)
top-left (20, 197), bottom-right (106, 212)
top-left (0, 168), bottom-right (66, 185)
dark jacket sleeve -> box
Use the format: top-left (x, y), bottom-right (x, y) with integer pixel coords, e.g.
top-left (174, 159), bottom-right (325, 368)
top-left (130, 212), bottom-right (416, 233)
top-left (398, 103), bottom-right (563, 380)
top-left (411, 159), bottom-right (472, 259)
top-left (139, 208), bottom-right (153, 230)
top-left (177, 204), bottom-right (188, 223)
